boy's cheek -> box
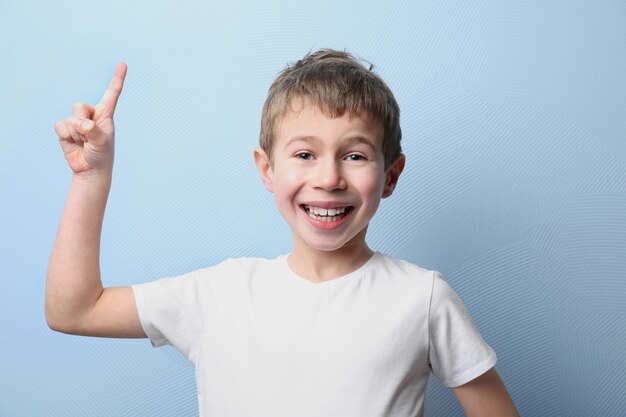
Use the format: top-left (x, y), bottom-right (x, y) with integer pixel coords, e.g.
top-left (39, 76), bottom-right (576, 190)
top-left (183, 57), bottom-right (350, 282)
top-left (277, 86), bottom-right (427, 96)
top-left (273, 167), bottom-right (303, 188)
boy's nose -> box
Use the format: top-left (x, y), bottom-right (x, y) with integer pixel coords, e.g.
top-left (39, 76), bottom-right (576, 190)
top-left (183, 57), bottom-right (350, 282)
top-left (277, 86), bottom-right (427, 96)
top-left (311, 160), bottom-right (347, 191)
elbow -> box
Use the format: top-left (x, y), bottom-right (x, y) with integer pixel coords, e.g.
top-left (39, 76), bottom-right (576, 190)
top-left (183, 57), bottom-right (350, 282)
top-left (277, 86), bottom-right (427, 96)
top-left (45, 303), bottom-right (75, 334)
top-left (45, 304), bottom-right (63, 333)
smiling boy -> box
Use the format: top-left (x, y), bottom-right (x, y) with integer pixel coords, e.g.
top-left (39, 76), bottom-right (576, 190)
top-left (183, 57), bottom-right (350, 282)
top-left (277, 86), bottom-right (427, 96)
top-left (47, 49), bottom-right (518, 416)
top-left (255, 100), bottom-right (399, 281)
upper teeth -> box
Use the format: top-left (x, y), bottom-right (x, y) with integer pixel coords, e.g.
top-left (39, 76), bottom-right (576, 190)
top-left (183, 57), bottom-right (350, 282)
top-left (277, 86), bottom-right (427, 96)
top-left (305, 205), bottom-right (347, 216)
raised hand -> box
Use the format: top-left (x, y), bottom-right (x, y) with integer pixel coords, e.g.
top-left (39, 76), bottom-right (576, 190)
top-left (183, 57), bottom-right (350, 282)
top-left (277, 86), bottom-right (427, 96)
top-left (54, 63), bottom-right (127, 177)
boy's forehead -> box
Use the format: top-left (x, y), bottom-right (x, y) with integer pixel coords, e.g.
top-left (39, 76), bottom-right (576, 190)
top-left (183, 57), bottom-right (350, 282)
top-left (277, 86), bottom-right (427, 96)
top-left (275, 100), bottom-right (384, 144)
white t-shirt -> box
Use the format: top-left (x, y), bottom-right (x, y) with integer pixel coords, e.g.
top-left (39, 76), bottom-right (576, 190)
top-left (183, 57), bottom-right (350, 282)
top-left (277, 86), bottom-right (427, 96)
top-left (132, 252), bottom-right (496, 417)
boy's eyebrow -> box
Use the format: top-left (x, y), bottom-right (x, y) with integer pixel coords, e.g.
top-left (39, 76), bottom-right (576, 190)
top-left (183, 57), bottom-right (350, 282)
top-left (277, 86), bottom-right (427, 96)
top-left (285, 135), bottom-right (378, 150)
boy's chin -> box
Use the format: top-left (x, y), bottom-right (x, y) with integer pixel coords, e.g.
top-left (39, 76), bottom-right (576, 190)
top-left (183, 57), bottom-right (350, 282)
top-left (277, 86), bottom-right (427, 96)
top-left (308, 242), bottom-right (350, 253)
top-left (295, 233), bottom-right (367, 254)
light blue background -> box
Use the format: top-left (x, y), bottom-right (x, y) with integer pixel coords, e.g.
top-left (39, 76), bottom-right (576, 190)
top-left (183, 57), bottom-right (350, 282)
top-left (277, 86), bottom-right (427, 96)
top-left (1, 0), bottom-right (625, 415)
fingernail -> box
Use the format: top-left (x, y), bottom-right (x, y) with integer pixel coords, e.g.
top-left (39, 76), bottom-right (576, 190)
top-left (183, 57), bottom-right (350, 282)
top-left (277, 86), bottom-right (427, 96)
top-left (82, 120), bottom-right (94, 130)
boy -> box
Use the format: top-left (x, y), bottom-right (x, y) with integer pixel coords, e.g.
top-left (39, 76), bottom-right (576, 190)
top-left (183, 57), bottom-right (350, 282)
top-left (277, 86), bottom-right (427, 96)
top-left (47, 49), bottom-right (518, 416)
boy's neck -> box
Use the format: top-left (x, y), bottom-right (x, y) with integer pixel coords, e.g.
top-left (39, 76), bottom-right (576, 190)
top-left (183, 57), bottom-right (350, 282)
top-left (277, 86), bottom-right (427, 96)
top-left (287, 238), bottom-right (374, 283)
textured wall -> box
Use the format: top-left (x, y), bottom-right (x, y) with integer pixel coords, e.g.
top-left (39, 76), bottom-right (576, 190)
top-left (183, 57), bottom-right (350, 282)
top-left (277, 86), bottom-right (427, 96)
top-left (1, 0), bottom-right (624, 416)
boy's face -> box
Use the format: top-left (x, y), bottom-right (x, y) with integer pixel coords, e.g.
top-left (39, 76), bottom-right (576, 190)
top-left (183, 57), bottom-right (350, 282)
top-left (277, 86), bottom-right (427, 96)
top-left (254, 101), bottom-right (404, 254)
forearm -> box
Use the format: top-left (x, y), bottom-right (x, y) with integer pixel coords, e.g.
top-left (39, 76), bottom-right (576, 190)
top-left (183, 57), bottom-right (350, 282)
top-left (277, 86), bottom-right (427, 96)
top-left (46, 174), bottom-right (111, 332)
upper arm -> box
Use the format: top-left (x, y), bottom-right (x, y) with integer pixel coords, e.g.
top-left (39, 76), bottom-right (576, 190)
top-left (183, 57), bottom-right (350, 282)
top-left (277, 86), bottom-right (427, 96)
top-left (51, 286), bottom-right (146, 339)
top-left (452, 368), bottom-right (519, 417)
top-left (428, 273), bottom-right (497, 387)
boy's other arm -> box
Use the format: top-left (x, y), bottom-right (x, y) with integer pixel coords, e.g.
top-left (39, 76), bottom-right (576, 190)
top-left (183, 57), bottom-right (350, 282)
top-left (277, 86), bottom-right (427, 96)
top-left (46, 177), bottom-right (145, 338)
top-left (452, 367), bottom-right (519, 417)
top-left (46, 63), bottom-right (146, 338)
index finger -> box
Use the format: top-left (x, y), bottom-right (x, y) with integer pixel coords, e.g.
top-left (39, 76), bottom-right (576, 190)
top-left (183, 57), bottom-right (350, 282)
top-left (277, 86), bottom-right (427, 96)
top-left (96, 62), bottom-right (127, 119)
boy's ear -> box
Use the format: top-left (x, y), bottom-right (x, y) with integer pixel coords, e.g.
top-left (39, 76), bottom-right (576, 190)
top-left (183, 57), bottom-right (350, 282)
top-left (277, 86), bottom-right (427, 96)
top-left (382, 153), bottom-right (405, 199)
top-left (253, 147), bottom-right (274, 193)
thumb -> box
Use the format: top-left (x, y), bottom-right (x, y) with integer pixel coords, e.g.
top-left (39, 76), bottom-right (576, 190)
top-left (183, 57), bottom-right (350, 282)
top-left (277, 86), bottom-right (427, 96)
top-left (72, 118), bottom-right (106, 145)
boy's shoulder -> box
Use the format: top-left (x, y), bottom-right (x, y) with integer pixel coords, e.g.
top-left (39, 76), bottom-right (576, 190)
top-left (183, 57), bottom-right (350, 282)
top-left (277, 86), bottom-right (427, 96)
top-left (375, 252), bottom-right (436, 275)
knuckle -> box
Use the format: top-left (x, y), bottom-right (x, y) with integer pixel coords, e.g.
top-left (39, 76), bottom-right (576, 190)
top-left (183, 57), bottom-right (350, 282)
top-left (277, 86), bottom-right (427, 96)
top-left (66, 124), bottom-right (78, 137)
top-left (55, 124), bottom-right (69, 139)
top-left (68, 116), bottom-right (82, 127)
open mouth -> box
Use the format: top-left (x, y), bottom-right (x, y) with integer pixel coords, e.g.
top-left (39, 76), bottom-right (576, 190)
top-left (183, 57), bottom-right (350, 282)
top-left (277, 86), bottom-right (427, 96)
top-left (302, 204), bottom-right (354, 223)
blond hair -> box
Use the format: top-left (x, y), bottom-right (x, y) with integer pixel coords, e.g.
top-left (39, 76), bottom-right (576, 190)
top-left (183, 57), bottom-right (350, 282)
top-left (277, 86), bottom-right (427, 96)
top-left (259, 49), bottom-right (402, 169)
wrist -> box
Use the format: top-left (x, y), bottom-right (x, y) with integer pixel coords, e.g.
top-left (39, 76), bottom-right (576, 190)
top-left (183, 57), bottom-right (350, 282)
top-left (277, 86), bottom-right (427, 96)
top-left (72, 170), bottom-right (113, 188)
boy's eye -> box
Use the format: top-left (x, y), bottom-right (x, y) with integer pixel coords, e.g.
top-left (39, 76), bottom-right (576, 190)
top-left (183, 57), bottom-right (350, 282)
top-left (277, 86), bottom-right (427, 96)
top-left (295, 152), bottom-right (313, 160)
top-left (346, 154), bottom-right (365, 161)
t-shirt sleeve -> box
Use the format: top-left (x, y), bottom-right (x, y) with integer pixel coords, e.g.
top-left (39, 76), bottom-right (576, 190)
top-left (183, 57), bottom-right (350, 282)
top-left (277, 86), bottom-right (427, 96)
top-left (131, 259), bottom-right (236, 360)
top-left (428, 271), bottom-right (497, 387)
